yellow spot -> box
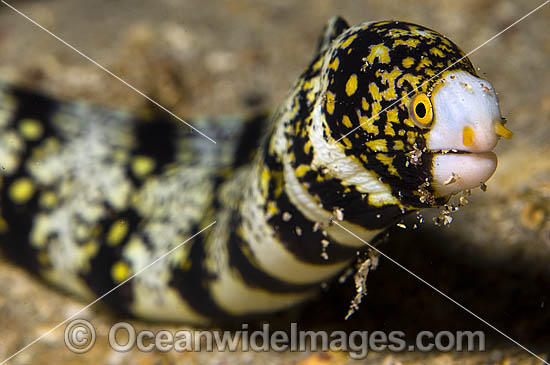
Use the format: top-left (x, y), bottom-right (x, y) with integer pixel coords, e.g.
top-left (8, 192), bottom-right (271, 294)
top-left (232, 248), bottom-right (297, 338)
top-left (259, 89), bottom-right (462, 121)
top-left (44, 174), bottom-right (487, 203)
top-left (306, 89), bottom-right (315, 103)
top-left (379, 67), bottom-right (402, 100)
top-left (402, 57), bottom-right (415, 68)
top-left (325, 92), bottom-right (335, 115)
top-left (312, 57), bottom-right (323, 71)
top-left (376, 154), bottom-right (399, 177)
top-left (306, 90), bottom-right (316, 104)
top-left (397, 74), bottom-right (422, 89)
top-left (403, 118), bottom-right (415, 128)
top-left (365, 44), bottom-right (390, 65)
top-left (356, 110), bottom-right (379, 135)
top-left (0, 217), bottom-right (8, 233)
top-left (345, 74), bottom-right (358, 96)
top-left (430, 47), bottom-right (445, 58)
top-left (439, 43), bottom-right (453, 53)
top-left (295, 165), bottom-right (309, 178)
top-left (424, 68), bottom-right (435, 77)
top-left (338, 33), bottom-right (357, 49)
top-left (342, 137), bottom-right (353, 148)
top-left (304, 140), bottom-right (312, 154)
top-left (39, 191), bottom-right (58, 208)
top-left (107, 220), bottom-right (128, 246)
top-left (366, 139), bottom-right (388, 152)
top-left (9, 178), bottom-right (35, 204)
top-left (295, 120), bottom-right (301, 135)
top-left (368, 83), bottom-right (382, 102)
top-left (111, 261), bottom-right (131, 283)
top-left (290, 97), bottom-right (300, 118)
top-left (442, 37), bottom-right (453, 47)
top-left (82, 241), bottom-right (99, 258)
top-left (415, 57), bottom-right (432, 71)
top-left (260, 168), bottom-right (270, 194)
top-left (387, 28), bottom-right (409, 38)
top-left (361, 97), bottom-right (370, 111)
top-left (386, 109), bottom-right (399, 124)
top-left (327, 57), bottom-right (339, 71)
top-left (132, 155), bottom-right (156, 178)
top-left (495, 123), bottom-right (513, 139)
top-left (288, 151), bottom-right (296, 163)
top-left (384, 124), bottom-right (395, 137)
top-left (371, 102), bottom-right (381, 120)
top-left (393, 39), bottom-right (420, 48)
top-left (19, 118), bottom-right (44, 141)
top-left (342, 115), bottom-right (353, 128)
top-left (407, 131), bottom-right (417, 145)
top-left (272, 170), bottom-right (284, 198)
top-left (266, 201), bottom-right (278, 216)
top-left (462, 126), bottom-right (475, 146)
top-left (393, 140), bottom-right (405, 150)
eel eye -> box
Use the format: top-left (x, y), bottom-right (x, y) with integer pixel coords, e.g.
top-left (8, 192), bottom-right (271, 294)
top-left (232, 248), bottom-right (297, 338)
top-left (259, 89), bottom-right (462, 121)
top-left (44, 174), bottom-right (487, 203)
top-left (409, 93), bottom-right (433, 128)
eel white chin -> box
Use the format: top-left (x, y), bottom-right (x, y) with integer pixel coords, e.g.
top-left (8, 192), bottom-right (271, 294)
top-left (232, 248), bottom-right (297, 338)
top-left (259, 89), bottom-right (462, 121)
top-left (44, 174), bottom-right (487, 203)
top-left (432, 151), bottom-right (497, 197)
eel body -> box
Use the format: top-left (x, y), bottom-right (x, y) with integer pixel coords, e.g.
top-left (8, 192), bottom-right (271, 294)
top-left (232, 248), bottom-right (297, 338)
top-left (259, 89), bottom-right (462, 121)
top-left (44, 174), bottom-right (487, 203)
top-left (0, 17), bottom-right (511, 324)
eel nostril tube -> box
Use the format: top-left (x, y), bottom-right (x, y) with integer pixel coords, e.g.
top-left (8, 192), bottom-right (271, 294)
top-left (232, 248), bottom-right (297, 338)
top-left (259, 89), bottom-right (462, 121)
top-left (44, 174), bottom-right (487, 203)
top-left (495, 122), bottom-right (513, 139)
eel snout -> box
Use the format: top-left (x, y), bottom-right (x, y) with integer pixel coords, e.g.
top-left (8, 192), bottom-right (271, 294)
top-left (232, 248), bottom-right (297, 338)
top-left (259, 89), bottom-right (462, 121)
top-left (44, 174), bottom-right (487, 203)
top-left (428, 71), bottom-right (512, 197)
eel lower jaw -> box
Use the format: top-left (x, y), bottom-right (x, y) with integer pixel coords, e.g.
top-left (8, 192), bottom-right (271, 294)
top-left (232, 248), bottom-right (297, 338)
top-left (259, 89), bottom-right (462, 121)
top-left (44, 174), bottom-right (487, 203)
top-left (430, 150), bottom-right (497, 197)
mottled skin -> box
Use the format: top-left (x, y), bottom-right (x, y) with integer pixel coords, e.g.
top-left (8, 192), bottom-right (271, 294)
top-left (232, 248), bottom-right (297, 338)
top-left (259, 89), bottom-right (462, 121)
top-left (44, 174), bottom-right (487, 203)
top-left (0, 17), bottom-right (497, 324)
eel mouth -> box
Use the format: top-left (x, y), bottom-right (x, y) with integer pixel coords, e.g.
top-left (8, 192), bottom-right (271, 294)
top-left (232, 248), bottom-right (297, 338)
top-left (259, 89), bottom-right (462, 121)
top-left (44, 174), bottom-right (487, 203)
top-left (430, 149), bottom-right (497, 197)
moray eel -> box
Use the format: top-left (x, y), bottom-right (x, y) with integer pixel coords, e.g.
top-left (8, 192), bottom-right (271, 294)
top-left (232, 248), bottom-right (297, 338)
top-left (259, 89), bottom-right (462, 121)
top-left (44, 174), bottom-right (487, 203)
top-left (0, 17), bottom-right (512, 324)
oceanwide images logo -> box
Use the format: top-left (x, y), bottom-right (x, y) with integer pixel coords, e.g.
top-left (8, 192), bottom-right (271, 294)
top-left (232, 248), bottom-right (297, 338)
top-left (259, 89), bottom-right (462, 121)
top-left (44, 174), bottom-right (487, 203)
top-left (65, 320), bottom-right (485, 359)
